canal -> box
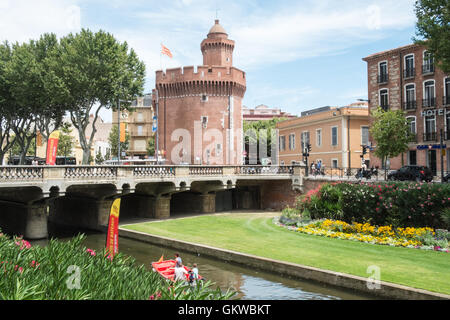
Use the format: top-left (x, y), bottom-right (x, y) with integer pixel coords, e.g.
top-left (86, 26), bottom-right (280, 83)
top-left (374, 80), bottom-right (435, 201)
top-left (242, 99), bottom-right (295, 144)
top-left (31, 224), bottom-right (378, 300)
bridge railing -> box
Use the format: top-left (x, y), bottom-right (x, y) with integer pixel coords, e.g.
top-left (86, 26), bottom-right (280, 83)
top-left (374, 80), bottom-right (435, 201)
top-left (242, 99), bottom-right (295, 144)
top-left (0, 166), bottom-right (44, 180)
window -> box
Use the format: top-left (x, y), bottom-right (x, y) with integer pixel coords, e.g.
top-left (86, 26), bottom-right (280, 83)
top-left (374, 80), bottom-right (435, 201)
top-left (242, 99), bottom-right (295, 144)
top-left (288, 133), bottom-right (295, 150)
top-left (379, 89), bottom-right (389, 110)
top-left (424, 115), bottom-right (436, 141)
top-left (378, 61), bottom-right (388, 83)
top-left (216, 144), bottom-right (222, 155)
top-left (404, 54), bottom-right (415, 78)
top-left (137, 112), bottom-right (143, 122)
top-left (279, 136), bottom-right (286, 151)
top-left (423, 51), bottom-right (434, 74)
top-left (406, 116), bottom-right (416, 135)
top-left (201, 94), bottom-right (208, 102)
top-left (301, 131), bottom-right (310, 151)
top-left (404, 84), bottom-right (416, 110)
top-left (331, 127), bottom-right (338, 146)
top-left (316, 129), bottom-right (322, 147)
top-left (445, 77), bottom-right (450, 105)
top-left (332, 159), bottom-right (338, 168)
top-left (201, 116), bottom-right (208, 128)
top-left (137, 125), bottom-right (143, 136)
top-left (446, 112), bottom-right (450, 140)
top-left (423, 80), bottom-right (435, 107)
top-left (361, 126), bottom-right (369, 146)
top-left (408, 150), bottom-right (417, 166)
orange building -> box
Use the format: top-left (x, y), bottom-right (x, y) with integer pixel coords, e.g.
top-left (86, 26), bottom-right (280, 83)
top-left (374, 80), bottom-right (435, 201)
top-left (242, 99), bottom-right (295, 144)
top-left (276, 103), bottom-right (370, 169)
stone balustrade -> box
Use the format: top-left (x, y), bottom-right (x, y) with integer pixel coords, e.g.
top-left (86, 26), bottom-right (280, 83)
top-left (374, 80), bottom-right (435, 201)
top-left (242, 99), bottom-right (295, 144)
top-left (0, 165), bottom-right (298, 182)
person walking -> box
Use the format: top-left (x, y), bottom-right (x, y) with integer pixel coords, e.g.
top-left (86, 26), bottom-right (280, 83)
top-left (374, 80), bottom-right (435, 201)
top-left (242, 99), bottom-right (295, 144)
top-left (174, 253), bottom-right (182, 267)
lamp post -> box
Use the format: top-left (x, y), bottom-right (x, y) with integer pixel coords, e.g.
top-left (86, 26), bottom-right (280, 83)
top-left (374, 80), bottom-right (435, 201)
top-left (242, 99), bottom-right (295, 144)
top-left (117, 98), bottom-right (133, 164)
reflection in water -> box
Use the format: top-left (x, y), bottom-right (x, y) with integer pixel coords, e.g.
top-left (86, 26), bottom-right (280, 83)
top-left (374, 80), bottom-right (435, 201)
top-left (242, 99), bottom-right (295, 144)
top-left (31, 229), bottom-right (376, 300)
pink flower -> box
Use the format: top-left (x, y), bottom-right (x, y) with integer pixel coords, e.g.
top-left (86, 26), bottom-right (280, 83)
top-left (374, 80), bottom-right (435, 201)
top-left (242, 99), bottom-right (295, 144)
top-left (86, 248), bottom-right (96, 256)
top-left (149, 295), bottom-right (155, 300)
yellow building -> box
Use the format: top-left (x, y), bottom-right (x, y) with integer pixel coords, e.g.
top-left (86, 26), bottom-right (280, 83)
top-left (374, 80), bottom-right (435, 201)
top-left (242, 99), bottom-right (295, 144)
top-left (277, 102), bottom-right (370, 169)
top-left (112, 96), bottom-right (154, 159)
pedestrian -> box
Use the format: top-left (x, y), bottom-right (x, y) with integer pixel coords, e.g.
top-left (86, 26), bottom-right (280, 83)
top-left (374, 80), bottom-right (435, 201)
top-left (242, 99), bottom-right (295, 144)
top-left (192, 263), bottom-right (199, 280)
top-left (174, 264), bottom-right (188, 282)
top-left (174, 253), bottom-right (182, 267)
top-left (310, 161), bottom-right (315, 175)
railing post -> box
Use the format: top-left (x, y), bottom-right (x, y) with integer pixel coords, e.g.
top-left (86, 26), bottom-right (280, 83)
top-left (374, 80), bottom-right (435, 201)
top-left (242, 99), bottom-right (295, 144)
top-left (42, 166), bottom-right (65, 180)
top-left (175, 166), bottom-right (189, 177)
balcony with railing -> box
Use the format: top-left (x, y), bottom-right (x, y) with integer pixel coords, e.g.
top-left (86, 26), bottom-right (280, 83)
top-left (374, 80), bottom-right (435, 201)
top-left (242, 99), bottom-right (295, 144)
top-left (403, 100), bottom-right (417, 111)
top-left (380, 104), bottom-right (389, 111)
top-left (422, 63), bottom-right (434, 75)
top-left (443, 96), bottom-right (450, 106)
top-left (423, 131), bottom-right (437, 142)
top-left (130, 129), bottom-right (151, 137)
top-left (422, 97), bottom-right (436, 108)
top-left (445, 130), bottom-right (450, 141)
top-left (403, 68), bottom-right (415, 79)
top-left (377, 73), bottom-right (389, 84)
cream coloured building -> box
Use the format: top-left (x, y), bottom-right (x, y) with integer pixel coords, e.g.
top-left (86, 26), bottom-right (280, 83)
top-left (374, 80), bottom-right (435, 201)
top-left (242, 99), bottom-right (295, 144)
top-left (277, 102), bottom-right (370, 169)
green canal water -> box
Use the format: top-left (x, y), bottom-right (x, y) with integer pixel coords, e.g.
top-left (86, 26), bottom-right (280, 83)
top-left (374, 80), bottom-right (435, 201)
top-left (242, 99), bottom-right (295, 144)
top-left (31, 226), bottom-right (379, 300)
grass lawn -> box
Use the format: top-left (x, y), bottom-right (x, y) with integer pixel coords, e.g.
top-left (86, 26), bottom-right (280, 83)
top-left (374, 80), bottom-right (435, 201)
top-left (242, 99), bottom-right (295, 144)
top-left (122, 211), bottom-right (450, 295)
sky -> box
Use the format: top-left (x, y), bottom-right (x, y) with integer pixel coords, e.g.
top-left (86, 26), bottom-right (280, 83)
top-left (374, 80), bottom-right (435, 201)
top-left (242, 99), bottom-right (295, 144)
top-left (0, 0), bottom-right (419, 122)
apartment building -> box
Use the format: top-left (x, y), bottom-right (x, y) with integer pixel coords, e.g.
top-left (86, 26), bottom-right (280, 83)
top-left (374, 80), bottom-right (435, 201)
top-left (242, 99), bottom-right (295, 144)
top-left (276, 103), bottom-right (370, 169)
top-left (362, 43), bottom-right (450, 174)
top-left (112, 95), bottom-right (154, 159)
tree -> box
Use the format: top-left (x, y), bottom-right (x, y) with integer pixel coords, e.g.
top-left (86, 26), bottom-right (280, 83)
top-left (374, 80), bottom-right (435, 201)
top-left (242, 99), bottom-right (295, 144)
top-left (57, 122), bottom-right (75, 157)
top-left (369, 107), bottom-right (413, 173)
top-left (243, 118), bottom-right (286, 163)
top-left (95, 151), bottom-right (104, 164)
top-left (56, 29), bottom-right (145, 164)
top-left (147, 135), bottom-right (155, 156)
top-left (5, 35), bottom-right (69, 164)
top-left (0, 41), bottom-right (16, 164)
top-left (414, 0), bottom-right (450, 73)
top-left (108, 125), bottom-right (130, 159)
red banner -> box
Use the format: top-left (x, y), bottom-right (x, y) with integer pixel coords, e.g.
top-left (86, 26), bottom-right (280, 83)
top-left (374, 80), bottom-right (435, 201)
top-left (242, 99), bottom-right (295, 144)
top-left (46, 130), bottom-right (60, 165)
top-left (106, 198), bottom-right (121, 257)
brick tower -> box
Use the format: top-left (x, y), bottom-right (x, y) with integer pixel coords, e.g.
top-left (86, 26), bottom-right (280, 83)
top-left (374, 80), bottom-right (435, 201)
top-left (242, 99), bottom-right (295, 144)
top-left (155, 20), bottom-right (246, 165)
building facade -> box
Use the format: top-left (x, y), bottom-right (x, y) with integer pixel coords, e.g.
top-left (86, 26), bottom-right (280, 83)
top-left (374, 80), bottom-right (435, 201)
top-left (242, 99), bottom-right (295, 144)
top-left (154, 20), bottom-right (246, 165)
top-left (362, 43), bottom-right (450, 175)
top-left (243, 104), bottom-right (296, 122)
top-left (113, 96), bottom-right (154, 159)
top-left (276, 104), bottom-right (370, 169)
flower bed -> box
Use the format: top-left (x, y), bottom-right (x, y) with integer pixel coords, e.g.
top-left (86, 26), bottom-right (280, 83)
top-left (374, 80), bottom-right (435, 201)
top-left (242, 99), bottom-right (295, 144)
top-left (275, 218), bottom-right (449, 252)
top-left (296, 181), bottom-right (450, 228)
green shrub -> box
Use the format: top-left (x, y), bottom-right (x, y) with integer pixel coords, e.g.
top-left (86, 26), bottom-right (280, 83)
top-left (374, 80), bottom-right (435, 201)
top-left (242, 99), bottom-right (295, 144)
top-left (0, 232), bottom-right (235, 300)
top-left (296, 181), bottom-right (450, 229)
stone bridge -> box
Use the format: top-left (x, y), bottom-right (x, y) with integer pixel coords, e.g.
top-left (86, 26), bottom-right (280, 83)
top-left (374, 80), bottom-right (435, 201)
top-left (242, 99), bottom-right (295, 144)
top-left (0, 165), bottom-right (305, 239)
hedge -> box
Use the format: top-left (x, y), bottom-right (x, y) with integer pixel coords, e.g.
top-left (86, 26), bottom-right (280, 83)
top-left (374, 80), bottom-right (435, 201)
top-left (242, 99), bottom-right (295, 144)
top-left (296, 181), bottom-right (450, 229)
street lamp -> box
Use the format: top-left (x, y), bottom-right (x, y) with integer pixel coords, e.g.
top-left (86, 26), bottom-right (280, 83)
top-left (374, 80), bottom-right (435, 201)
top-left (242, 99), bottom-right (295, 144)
top-left (117, 98), bottom-right (133, 164)
top-left (146, 90), bottom-right (159, 165)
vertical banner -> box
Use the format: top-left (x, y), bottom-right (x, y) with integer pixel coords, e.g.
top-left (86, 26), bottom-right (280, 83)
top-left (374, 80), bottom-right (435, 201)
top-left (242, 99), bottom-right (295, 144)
top-left (46, 130), bottom-right (60, 165)
top-left (106, 198), bottom-right (121, 257)
top-left (120, 123), bottom-right (126, 143)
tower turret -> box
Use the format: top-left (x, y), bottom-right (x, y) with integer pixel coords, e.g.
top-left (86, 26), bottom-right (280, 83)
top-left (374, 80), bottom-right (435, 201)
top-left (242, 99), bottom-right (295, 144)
top-left (201, 20), bottom-right (234, 67)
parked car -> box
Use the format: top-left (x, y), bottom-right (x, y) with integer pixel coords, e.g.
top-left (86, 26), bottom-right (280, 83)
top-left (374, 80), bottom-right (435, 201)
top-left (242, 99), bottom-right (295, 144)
top-left (387, 165), bottom-right (433, 182)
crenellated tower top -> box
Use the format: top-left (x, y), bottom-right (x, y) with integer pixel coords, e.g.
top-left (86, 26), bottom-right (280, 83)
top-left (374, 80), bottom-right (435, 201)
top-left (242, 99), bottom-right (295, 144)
top-left (201, 20), bottom-right (235, 68)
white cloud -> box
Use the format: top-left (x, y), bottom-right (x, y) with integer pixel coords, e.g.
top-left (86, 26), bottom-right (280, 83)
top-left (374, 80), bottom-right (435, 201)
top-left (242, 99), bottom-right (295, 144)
top-left (0, 0), bottom-right (81, 43)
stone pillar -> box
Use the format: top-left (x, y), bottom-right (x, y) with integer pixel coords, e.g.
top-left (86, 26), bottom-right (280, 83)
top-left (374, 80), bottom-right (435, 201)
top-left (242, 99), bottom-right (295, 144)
top-left (96, 199), bottom-right (115, 228)
top-left (200, 193), bottom-right (216, 213)
top-left (25, 203), bottom-right (48, 240)
top-left (154, 196), bottom-right (171, 219)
